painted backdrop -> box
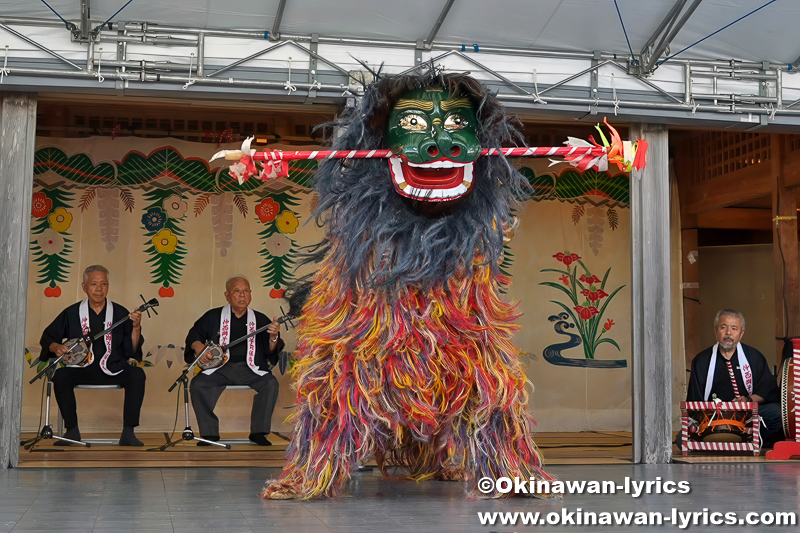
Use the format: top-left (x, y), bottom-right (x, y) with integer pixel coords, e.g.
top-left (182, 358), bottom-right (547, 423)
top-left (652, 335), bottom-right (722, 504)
top-left (22, 136), bottom-right (631, 435)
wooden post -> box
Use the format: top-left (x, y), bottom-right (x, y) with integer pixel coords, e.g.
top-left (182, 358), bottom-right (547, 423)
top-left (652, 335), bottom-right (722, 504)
top-left (0, 93), bottom-right (37, 469)
top-left (630, 123), bottom-right (672, 464)
top-left (681, 224), bottom-right (700, 370)
top-left (672, 136), bottom-right (700, 391)
top-left (771, 134), bottom-right (800, 364)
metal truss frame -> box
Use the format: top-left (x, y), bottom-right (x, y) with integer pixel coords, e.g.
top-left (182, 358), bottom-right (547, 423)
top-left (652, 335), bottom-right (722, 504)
top-left (1, 7), bottom-right (799, 129)
top-left (635, 0), bottom-right (704, 76)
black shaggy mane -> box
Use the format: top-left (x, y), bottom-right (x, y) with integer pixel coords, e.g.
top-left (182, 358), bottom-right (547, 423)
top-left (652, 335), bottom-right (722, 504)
top-left (301, 69), bottom-right (530, 295)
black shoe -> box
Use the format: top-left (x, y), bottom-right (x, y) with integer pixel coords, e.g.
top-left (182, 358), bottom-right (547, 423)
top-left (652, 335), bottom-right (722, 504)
top-left (249, 433), bottom-right (272, 446)
top-left (119, 426), bottom-right (144, 447)
top-left (197, 435), bottom-right (220, 446)
top-left (55, 426), bottom-right (82, 445)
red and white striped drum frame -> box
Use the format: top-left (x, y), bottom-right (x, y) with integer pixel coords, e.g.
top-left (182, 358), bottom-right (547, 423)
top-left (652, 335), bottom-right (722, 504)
top-left (680, 401), bottom-right (760, 456)
top-left (786, 339), bottom-right (800, 441)
top-left (766, 338), bottom-right (800, 460)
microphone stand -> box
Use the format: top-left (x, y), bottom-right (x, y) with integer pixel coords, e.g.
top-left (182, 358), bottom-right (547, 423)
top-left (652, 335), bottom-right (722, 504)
top-left (20, 375), bottom-right (89, 450)
top-left (151, 347), bottom-right (230, 450)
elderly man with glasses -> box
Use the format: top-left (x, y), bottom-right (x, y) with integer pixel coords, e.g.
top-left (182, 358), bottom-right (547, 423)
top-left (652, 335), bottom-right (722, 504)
top-left (184, 275), bottom-right (283, 446)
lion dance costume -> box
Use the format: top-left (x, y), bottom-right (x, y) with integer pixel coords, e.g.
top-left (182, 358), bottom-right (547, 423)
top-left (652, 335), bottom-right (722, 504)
top-left (262, 71), bottom-right (557, 499)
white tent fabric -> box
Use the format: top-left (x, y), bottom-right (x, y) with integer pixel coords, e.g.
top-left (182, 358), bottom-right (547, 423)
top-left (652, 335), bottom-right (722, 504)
top-left (2, 0), bottom-right (796, 64)
top-left (2, 1), bottom-right (799, 127)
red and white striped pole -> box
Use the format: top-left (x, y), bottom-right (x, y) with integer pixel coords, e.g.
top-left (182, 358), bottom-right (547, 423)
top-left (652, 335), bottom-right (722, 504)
top-left (240, 146), bottom-right (608, 162)
top-left (212, 136), bottom-right (646, 184)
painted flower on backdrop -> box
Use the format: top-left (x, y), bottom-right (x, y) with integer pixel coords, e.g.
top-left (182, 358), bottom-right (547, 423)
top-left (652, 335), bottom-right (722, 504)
top-left (579, 274), bottom-right (602, 284)
top-left (142, 207), bottom-right (167, 231)
top-left (581, 288), bottom-right (609, 302)
top-left (255, 198), bottom-right (280, 223)
top-left (574, 305), bottom-right (599, 320)
top-left (47, 207), bottom-right (72, 233)
top-left (162, 194), bottom-right (188, 219)
top-left (153, 229), bottom-right (178, 254)
top-left (554, 251), bottom-right (580, 267)
top-left (275, 210), bottom-right (299, 234)
top-left (31, 192), bottom-right (53, 218)
top-left (264, 234), bottom-right (291, 257)
top-left (37, 228), bottom-right (65, 255)
top-left (540, 251), bottom-right (627, 368)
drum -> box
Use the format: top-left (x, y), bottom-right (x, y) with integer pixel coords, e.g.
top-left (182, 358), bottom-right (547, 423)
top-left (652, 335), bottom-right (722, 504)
top-left (780, 356), bottom-right (795, 439)
top-left (197, 343), bottom-right (228, 371)
top-left (61, 338), bottom-right (93, 367)
top-left (692, 407), bottom-right (751, 443)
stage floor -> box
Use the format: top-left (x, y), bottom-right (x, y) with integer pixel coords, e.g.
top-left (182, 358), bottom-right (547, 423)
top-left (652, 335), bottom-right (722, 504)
top-left (19, 430), bottom-right (792, 469)
top-left (16, 431), bottom-right (634, 468)
top-left (2, 462), bottom-right (800, 532)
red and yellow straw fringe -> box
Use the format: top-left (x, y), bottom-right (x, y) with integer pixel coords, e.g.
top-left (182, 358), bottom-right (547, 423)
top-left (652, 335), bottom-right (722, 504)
top-left (262, 245), bottom-right (559, 500)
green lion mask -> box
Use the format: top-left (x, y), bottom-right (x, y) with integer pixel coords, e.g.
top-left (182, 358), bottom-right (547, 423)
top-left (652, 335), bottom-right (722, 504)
top-left (386, 87), bottom-right (481, 202)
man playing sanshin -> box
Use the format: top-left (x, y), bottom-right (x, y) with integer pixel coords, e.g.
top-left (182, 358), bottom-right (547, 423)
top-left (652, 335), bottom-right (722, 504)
top-left (40, 264), bottom-right (146, 446)
top-left (184, 275), bottom-right (283, 446)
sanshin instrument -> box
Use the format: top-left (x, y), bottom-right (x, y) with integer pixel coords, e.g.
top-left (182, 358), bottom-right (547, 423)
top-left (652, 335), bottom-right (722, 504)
top-left (30, 297), bottom-right (159, 384)
top-left (197, 312), bottom-right (293, 371)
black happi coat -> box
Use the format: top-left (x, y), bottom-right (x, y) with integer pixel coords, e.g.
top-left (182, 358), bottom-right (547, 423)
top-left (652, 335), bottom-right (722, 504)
top-left (686, 343), bottom-right (779, 403)
top-left (40, 300), bottom-right (143, 374)
top-left (184, 307), bottom-right (283, 373)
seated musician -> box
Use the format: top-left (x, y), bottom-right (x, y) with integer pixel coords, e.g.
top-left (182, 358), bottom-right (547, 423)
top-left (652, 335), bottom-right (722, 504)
top-left (184, 275), bottom-right (283, 446)
top-left (686, 308), bottom-right (782, 443)
top-left (39, 265), bottom-right (146, 446)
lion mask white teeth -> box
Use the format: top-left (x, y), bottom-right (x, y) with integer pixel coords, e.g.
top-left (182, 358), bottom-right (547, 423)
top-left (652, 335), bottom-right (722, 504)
top-left (388, 157), bottom-right (475, 202)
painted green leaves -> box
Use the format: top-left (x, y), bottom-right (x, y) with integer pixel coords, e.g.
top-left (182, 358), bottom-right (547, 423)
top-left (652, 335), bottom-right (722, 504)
top-left (30, 189), bottom-right (74, 297)
top-left (141, 190), bottom-right (187, 298)
top-left (255, 192), bottom-right (301, 297)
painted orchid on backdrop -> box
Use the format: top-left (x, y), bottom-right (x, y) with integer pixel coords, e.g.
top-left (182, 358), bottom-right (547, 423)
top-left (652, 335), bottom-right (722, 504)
top-left (540, 252), bottom-right (627, 368)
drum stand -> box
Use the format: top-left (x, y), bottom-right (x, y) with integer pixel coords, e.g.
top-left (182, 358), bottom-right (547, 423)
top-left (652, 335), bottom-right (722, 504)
top-left (21, 375), bottom-right (89, 451)
top-left (767, 338), bottom-right (800, 460)
top-left (149, 351), bottom-right (230, 451)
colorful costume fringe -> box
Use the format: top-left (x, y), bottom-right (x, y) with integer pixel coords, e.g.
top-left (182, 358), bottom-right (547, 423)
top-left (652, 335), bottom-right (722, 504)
top-left (262, 248), bottom-right (556, 499)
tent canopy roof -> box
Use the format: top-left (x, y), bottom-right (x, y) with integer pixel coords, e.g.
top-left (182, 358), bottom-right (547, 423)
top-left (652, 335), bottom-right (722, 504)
top-left (3, 0), bottom-right (798, 65)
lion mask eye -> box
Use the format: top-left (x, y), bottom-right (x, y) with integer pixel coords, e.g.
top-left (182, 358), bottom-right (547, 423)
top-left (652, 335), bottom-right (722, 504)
top-left (399, 114), bottom-right (428, 131)
top-left (444, 114), bottom-right (467, 130)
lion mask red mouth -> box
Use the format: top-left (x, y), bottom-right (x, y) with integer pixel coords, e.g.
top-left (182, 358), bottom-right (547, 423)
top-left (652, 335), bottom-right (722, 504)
top-left (388, 157), bottom-right (475, 201)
